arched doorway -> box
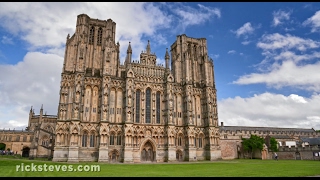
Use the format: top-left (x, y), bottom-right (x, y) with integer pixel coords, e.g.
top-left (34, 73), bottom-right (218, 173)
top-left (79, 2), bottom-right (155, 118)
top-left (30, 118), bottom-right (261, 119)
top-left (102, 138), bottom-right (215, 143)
top-left (141, 141), bottom-right (155, 162)
top-left (109, 149), bottom-right (120, 163)
top-left (176, 149), bottom-right (183, 161)
top-left (22, 146), bottom-right (30, 157)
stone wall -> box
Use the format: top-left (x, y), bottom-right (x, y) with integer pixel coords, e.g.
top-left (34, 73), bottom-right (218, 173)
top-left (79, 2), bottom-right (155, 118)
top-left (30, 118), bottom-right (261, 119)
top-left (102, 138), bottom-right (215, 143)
top-left (220, 139), bottom-right (238, 159)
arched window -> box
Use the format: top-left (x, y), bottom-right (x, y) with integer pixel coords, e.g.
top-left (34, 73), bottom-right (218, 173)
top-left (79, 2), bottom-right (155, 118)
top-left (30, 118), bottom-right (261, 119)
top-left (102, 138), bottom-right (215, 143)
top-left (84, 86), bottom-right (92, 121)
top-left (90, 132), bottom-right (95, 147)
top-left (92, 86), bottom-right (99, 121)
top-left (178, 136), bottom-right (182, 146)
top-left (117, 133), bottom-right (121, 145)
top-left (156, 91), bottom-right (161, 123)
top-left (16, 135), bottom-right (20, 142)
top-left (89, 26), bottom-right (95, 44)
top-left (198, 136), bottom-right (203, 148)
top-left (97, 27), bottom-right (102, 45)
top-left (110, 89), bottom-right (116, 122)
top-left (110, 132), bottom-right (115, 145)
top-left (135, 89), bottom-right (141, 123)
top-left (145, 88), bottom-right (151, 123)
top-left (23, 135), bottom-right (27, 141)
top-left (116, 90), bottom-right (123, 123)
top-left (82, 131), bottom-right (88, 147)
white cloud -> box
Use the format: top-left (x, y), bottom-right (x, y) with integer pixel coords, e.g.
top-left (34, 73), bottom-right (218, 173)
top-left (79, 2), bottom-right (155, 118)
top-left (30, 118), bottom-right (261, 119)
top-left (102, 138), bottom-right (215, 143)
top-left (257, 33), bottom-right (320, 52)
top-left (0, 52), bottom-right (63, 129)
top-left (228, 50), bottom-right (236, 54)
top-left (1, 36), bottom-right (14, 45)
top-left (232, 22), bottom-right (254, 38)
top-left (272, 10), bottom-right (291, 27)
top-left (0, 2), bottom-right (173, 62)
top-left (171, 3), bottom-right (221, 32)
top-left (233, 60), bottom-right (320, 92)
top-left (212, 54), bottom-right (220, 60)
top-left (0, 106), bottom-right (30, 130)
top-left (241, 41), bottom-right (251, 45)
top-left (273, 51), bottom-right (320, 63)
top-left (0, 2), bottom-right (219, 64)
top-left (284, 27), bottom-right (295, 32)
top-left (218, 92), bottom-right (320, 130)
top-left (303, 10), bottom-right (320, 33)
top-left (234, 32), bottom-right (320, 92)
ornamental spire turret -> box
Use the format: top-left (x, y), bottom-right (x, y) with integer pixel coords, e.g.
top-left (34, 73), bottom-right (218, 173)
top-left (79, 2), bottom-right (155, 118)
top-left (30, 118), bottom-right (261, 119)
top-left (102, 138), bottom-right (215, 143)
top-left (165, 48), bottom-right (170, 69)
top-left (146, 40), bottom-right (151, 54)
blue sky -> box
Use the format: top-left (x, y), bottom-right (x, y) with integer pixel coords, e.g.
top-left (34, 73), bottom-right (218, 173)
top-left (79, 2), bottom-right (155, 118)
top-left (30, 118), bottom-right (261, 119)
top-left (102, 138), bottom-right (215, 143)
top-left (1, 2), bottom-right (320, 130)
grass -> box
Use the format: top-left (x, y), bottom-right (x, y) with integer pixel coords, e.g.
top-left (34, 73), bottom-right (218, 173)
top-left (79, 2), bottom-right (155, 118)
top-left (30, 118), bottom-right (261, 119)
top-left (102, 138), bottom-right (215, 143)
top-left (0, 155), bottom-right (319, 177)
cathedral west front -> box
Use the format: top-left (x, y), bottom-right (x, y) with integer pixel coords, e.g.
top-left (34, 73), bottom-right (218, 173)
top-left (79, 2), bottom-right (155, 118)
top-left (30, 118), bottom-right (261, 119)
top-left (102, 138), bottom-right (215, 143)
top-left (52, 14), bottom-right (221, 163)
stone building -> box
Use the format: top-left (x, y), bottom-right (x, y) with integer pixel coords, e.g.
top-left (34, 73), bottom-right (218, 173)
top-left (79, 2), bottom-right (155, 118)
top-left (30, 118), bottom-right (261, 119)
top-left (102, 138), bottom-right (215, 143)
top-left (1, 14), bottom-right (319, 162)
top-left (219, 123), bottom-right (320, 160)
top-left (0, 105), bottom-right (56, 158)
top-left (51, 14), bottom-right (220, 163)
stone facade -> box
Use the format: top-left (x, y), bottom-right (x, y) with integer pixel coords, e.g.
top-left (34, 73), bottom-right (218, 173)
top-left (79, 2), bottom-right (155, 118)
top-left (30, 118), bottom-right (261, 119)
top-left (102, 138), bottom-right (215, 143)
top-left (0, 106), bottom-right (56, 158)
top-left (52, 14), bottom-right (220, 163)
top-left (1, 14), bottom-right (319, 162)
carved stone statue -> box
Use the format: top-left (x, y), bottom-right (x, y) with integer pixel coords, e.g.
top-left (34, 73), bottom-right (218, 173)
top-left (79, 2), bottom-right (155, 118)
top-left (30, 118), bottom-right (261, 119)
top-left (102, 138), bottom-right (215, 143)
top-left (127, 112), bottom-right (131, 121)
top-left (261, 143), bottom-right (268, 160)
top-left (103, 110), bottom-right (107, 120)
top-left (76, 92), bottom-right (80, 102)
top-left (128, 96), bottom-right (132, 106)
top-left (169, 100), bottom-right (173, 108)
top-left (74, 108), bottom-right (78, 118)
top-left (104, 94), bottom-right (108, 104)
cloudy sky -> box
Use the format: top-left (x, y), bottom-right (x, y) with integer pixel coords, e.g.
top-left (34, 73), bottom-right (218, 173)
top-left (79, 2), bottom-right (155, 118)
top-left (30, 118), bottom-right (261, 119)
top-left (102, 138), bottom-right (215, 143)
top-left (1, 2), bottom-right (320, 130)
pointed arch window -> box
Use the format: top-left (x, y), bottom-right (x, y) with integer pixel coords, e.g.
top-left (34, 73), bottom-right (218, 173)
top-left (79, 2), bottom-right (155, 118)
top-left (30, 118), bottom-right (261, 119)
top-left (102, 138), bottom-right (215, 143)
top-left (145, 88), bottom-right (151, 123)
top-left (110, 132), bottom-right (115, 145)
top-left (89, 26), bottom-right (95, 44)
top-left (97, 27), bottom-right (102, 46)
top-left (135, 89), bottom-right (141, 123)
top-left (178, 135), bottom-right (182, 146)
top-left (198, 136), bottom-right (203, 148)
top-left (82, 131), bottom-right (88, 147)
top-left (156, 91), bottom-right (161, 124)
top-left (117, 133), bottom-right (122, 145)
top-left (90, 132), bottom-right (95, 147)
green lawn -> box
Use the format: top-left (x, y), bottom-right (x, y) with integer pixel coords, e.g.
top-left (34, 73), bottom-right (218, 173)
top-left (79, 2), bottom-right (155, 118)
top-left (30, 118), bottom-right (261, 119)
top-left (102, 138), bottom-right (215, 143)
top-left (0, 156), bottom-right (319, 177)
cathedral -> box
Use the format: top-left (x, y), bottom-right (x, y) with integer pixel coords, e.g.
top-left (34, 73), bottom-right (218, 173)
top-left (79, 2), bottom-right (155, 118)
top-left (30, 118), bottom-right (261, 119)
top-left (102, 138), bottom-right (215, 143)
top-left (52, 14), bottom-right (221, 163)
top-left (1, 14), bottom-right (319, 163)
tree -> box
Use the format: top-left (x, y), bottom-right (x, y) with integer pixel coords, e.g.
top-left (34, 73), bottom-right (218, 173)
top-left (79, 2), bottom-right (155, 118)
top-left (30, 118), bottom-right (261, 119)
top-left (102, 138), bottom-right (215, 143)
top-left (0, 143), bottom-right (5, 150)
top-left (242, 134), bottom-right (264, 159)
top-left (269, 137), bottom-right (278, 152)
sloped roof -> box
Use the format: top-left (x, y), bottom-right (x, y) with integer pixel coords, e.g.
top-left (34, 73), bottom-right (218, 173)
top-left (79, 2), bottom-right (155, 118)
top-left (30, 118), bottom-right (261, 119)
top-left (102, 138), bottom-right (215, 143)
top-left (268, 135), bottom-right (292, 139)
top-left (300, 137), bottom-right (320, 145)
top-left (220, 125), bottom-right (315, 133)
